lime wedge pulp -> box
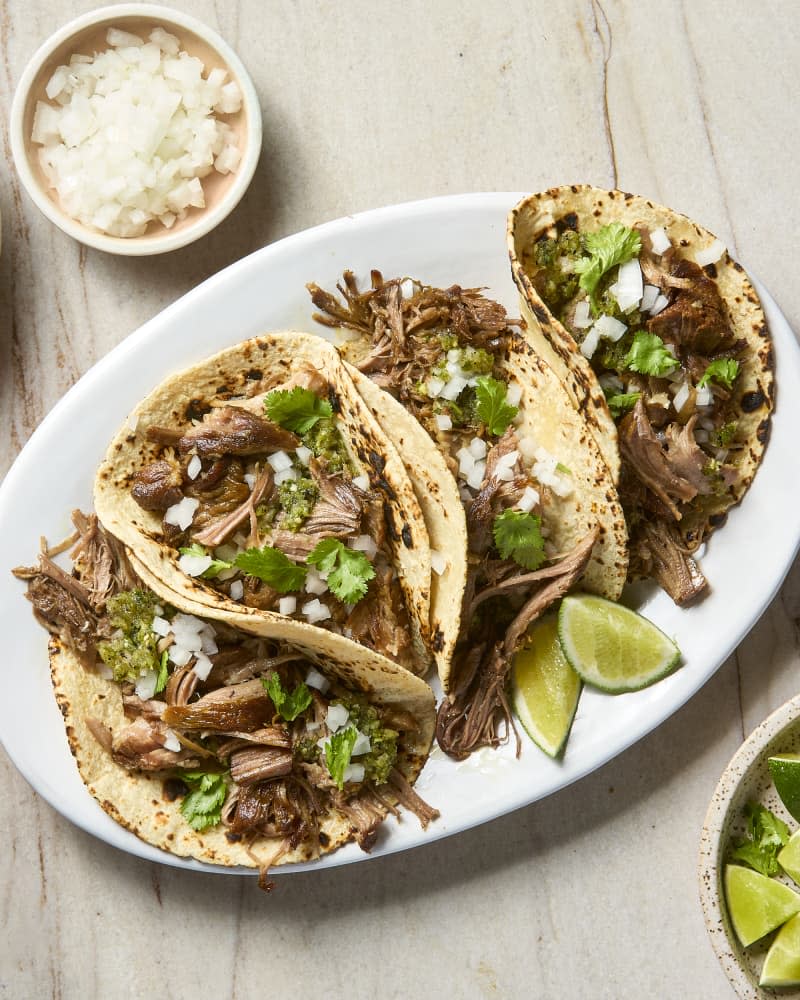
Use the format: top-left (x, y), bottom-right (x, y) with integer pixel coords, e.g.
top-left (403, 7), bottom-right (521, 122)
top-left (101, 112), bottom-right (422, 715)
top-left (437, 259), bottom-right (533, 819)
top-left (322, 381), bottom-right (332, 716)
top-left (770, 755), bottom-right (800, 823)
top-left (780, 830), bottom-right (800, 886)
top-left (511, 614), bottom-right (581, 758)
top-left (557, 594), bottom-right (681, 693)
top-left (725, 864), bottom-right (800, 947)
top-left (761, 912), bottom-right (800, 987)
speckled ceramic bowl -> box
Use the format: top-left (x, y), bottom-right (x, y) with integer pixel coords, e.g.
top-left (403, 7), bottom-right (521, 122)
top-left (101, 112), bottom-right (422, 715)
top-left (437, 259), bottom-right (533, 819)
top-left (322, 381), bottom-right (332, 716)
top-left (699, 693), bottom-right (800, 998)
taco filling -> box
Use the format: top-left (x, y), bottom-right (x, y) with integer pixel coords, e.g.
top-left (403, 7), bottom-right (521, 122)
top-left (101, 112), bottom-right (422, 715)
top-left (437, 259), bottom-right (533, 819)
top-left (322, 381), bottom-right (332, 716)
top-left (14, 511), bottom-right (438, 886)
top-left (519, 220), bottom-right (756, 604)
top-left (124, 364), bottom-right (418, 668)
top-left (309, 273), bottom-right (613, 758)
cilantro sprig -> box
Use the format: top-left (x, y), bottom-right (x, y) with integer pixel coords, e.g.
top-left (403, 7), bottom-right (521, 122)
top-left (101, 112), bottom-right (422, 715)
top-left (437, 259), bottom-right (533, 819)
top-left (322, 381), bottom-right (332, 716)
top-left (603, 389), bottom-right (641, 419)
top-left (623, 331), bottom-right (678, 377)
top-left (730, 802), bottom-right (790, 877)
top-left (179, 542), bottom-right (233, 579)
top-left (307, 538), bottom-right (375, 605)
top-left (233, 546), bottom-right (308, 592)
top-left (573, 223), bottom-right (642, 314)
top-left (265, 387), bottom-right (333, 433)
top-left (263, 673), bottom-right (313, 722)
top-left (698, 358), bottom-right (740, 390)
top-left (475, 376), bottom-right (518, 437)
top-left (154, 649), bottom-right (170, 695)
top-left (493, 510), bottom-right (546, 570)
top-left (325, 726), bottom-right (358, 790)
top-left (179, 771), bottom-right (228, 832)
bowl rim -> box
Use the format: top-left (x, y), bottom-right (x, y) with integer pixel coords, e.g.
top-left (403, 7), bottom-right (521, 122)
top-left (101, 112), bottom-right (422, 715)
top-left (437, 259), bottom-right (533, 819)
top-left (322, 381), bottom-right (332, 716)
top-left (9, 3), bottom-right (262, 256)
top-left (698, 692), bottom-right (800, 998)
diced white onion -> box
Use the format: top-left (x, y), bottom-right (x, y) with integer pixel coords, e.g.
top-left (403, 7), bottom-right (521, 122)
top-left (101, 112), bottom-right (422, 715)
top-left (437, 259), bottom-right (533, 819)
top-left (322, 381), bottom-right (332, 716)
top-left (594, 313), bottom-right (628, 342)
top-left (243, 472), bottom-right (256, 489)
top-left (517, 435), bottom-right (538, 461)
top-left (342, 763), bottom-right (365, 784)
top-left (295, 445), bottom-right (313, 466)
top-left (352, 473), bottom-right (370, 491)
top-left (165, 496), bottom-right (199, 530)
top-left (229, 580), bottom-right (244, 601)
top-left (457, 447), bottom-right (476, 476)
top-left (135, 670), bottom-right (158, 700)
top-left (267, 450), bottom-right (293, 472)
top-left (466, 461), bottom-right (486, 490)
top-left (427, 377), bottom-right (445, 398)
top-left (151, 615), bottom-right (171, 637)
top-left (649, 227), bottom-right (671, 255)
top-left (517, 486), bottom-right (540, 513)
top-left (573, 299), bottom-right (592, 329)
top-left (505, 382), bottom-right (522, 406)
top-left (326, 704), bottom-right (349, 732)
top-left (273, 467), bottom-right (298, 486)
top-left (447, 349), bottom-right (461, 362)
top-left (162, 729), bottom-right (181, 753)
top-left (279, 595), bottom-right (297, 615)
top-left (550, 476), bottom-right (574, 499)
top-left (695, 385), bottom-right (714, 407)
top-left (435, 413), bottom-right (453, 431)
top-left (305, 666), bottom-right (330, 693)
top-left (304, 568), bottom-right (329, 595)
top-left (580, 326), bottom-right (601, 359)
top-left (695, 239), bottom-right (726, 267)
top-left (187, 454), bottom-right (202, 480)
top-left (351, 731), bottom-right (371, 756)
top-left (673, 381), bottom-right (690, 413)
top-left (496, 450), bottom-right (519, 470)
top-left (126, 411), bottom-right (139, 431)
top-left (650, 294), bottom-right (669, 316)
top-left (302, 599), bottom-right (331, 623)
top-left (440, 375), bottom-right (468, 401)
top-left (469, 437), bottom-right (487, 460)
top-left (350, 535), bottom-right (378, 558)
top-left (599, 373), bottom-right (624, 394)
top-left (178, 552), bottom-right (212, 577)
top-left (640, 284), bottom-right (660, 313)
top-left (169, 646), bottom-right (192, 667)
top-left (613, 259), bottom-right (643, 312)
top-left (430, 549), bottom-right (448, 575)
top-left (192, 652), bottom-right (213, 681)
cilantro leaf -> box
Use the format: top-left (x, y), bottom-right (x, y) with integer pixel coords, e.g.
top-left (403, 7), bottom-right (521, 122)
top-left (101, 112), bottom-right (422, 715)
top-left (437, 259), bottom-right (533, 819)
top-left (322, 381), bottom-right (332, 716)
top-left (154, 648), bottom-right (169, 695)
top-left (265, 387), bottom-right (333, 434)
top-left (623, 331), bottom-right (678, 377)
top-left (179, 542), bottom-right (233, 579)
top-left (179, 771), bottom-right (228, 832)
top-left (263, 672), bottom-right (312, 722)
top-left (573, 223), bottom-right (642, 312)
top-left (492, 510), bottom-right (546, 570)
top-left (325, 726), bottom-right (358, 790)
top-left (603, 389), bottom-right (642, 418)
top-left (729, 802), bottom-right (790, 877)
top-left (697, 358), bottom-right (740, 390)
top-left (234, 546), bottom-right (307, 592)
top-left (307, 538), bottom-right (375, 605)
top-left (475, 376), bottom-right (518, 436)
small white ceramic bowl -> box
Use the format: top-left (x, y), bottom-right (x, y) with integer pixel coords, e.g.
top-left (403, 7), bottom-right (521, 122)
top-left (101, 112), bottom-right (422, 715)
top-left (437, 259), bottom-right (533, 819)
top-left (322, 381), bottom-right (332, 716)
top-left (10, 4), bottom-right (262, 255)
top-left (699, 693), bottom-right (800, 998)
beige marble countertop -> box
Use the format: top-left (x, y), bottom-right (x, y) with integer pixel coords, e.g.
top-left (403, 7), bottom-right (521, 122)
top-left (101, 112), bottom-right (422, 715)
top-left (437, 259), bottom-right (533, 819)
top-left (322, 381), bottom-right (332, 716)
top-left (2, 2), bottom-right (799, 997)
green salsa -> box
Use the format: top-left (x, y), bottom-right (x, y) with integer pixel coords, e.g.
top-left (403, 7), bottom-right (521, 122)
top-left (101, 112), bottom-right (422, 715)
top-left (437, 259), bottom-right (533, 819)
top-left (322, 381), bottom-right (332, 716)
top-left (278, 475), bottom-right (319, 531)
top-left (97, 588), bottom-right (160, 683)
top-left (337, 695), bottom-right (399, 785)
top-left (302, 418), bottom-right (352, 474)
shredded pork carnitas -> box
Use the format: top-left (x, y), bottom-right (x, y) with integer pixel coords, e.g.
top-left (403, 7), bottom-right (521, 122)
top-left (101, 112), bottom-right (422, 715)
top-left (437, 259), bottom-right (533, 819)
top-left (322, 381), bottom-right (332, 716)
top-left (15, 511), bottom-right (438, 888)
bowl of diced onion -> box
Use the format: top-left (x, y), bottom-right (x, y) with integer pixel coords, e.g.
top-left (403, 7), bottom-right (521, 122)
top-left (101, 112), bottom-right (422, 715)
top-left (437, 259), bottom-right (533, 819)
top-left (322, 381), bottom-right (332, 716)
top-left (10, 4), bottom-right (262, 255)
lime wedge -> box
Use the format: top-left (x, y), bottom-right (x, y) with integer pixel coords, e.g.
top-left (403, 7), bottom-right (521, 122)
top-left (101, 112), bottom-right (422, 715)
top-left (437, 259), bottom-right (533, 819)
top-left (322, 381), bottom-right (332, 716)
top-left (725, 864), bottom-right (800, 947)
top-left (511, 614), bottom-right (581, 757)
top-left (761, 912), bottom-right (800, 987)
top-left (780, 831), bottom-right (800, 886)
top-left (770, 755), bottom-right (800, 823)
top-left (557, 594), bottom-right (681, 693)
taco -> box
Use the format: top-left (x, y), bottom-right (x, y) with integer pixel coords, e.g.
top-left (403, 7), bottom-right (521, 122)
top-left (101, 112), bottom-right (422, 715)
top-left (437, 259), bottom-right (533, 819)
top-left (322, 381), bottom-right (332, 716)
top-left (307, 273), bottom-right (627, 758)
top-left (93, 332), bottom-right (440, 677)
top-left (508, 186), bottom-right (774, 604)
top-left (14, 511), bottom-right (438, 886)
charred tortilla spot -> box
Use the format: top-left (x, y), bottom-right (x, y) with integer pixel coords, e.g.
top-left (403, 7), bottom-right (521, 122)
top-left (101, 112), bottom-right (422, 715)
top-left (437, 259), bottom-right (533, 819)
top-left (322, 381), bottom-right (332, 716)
top-left (328, 386), bottom-right (342, 413)
top-left (532, 303), bottom-right (550, 324)
top-left (431, 626), bottom-right (445, 652)
top-left (245, 368), bottom-right (262, 381)
top-left (185, 398), bottom-right (211, 422)
top-left (709, 512), bottom-right (728, 528)
top-left (319, 831), bottom-right (330, 847)
top-left (384, 506), bottom-right (400, 541)
top-left (562, 212), bottom-right (578, 231)
top-left (741, 390), bottom-right (766, 413)
top-left (704, 263), bottom-right (718, 279)
top-left (757, 419), bottom-right (771, 445)
top-left (401, 524), bottom-right (413, 548)
top-left (225, 831), bottom-right (242, 843)
top-left (162, 778), bottom-right (185, 802)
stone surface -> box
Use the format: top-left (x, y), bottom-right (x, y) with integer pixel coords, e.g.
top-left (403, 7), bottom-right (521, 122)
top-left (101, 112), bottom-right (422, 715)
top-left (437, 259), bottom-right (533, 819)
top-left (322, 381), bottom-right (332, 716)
top-left (1, 2), bottom-right (798, 997)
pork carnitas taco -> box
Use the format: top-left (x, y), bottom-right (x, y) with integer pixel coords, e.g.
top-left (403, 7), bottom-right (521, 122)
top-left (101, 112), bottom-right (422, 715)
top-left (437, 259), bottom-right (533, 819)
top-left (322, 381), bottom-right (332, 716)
top-left (93, 332), bottom-right (442, 677)
top-left (307, 273), bottom-right (627, 758)
top-left (508, 186), bottom-right (774, 604)
top-left (14, 511), bottom-right (437, 886)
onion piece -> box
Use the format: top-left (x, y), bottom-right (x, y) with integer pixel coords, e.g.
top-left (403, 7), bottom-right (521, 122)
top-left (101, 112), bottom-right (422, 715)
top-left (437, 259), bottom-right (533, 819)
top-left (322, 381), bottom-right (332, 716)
top-left (649, 227), bottom-right (671, 255)
top-left (165, 496), bottom-right (199, 530)
top-left (695, 239), bottom-right (726, 267)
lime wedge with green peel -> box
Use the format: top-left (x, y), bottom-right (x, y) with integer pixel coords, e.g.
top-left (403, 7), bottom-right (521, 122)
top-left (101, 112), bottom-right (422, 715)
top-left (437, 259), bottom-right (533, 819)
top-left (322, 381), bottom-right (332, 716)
top-left (761, 912), bottom-right (800, 987)
top-left (511, 614), bottom-right (582, 758)
top-left (770, 755), bottom-right (800, 823)
top-left (557, 594), bottom-right (681, 693)
top-left (780, 831), bottom-right (800, 886)
top-left (725, 864), bottom-right (800, 947)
